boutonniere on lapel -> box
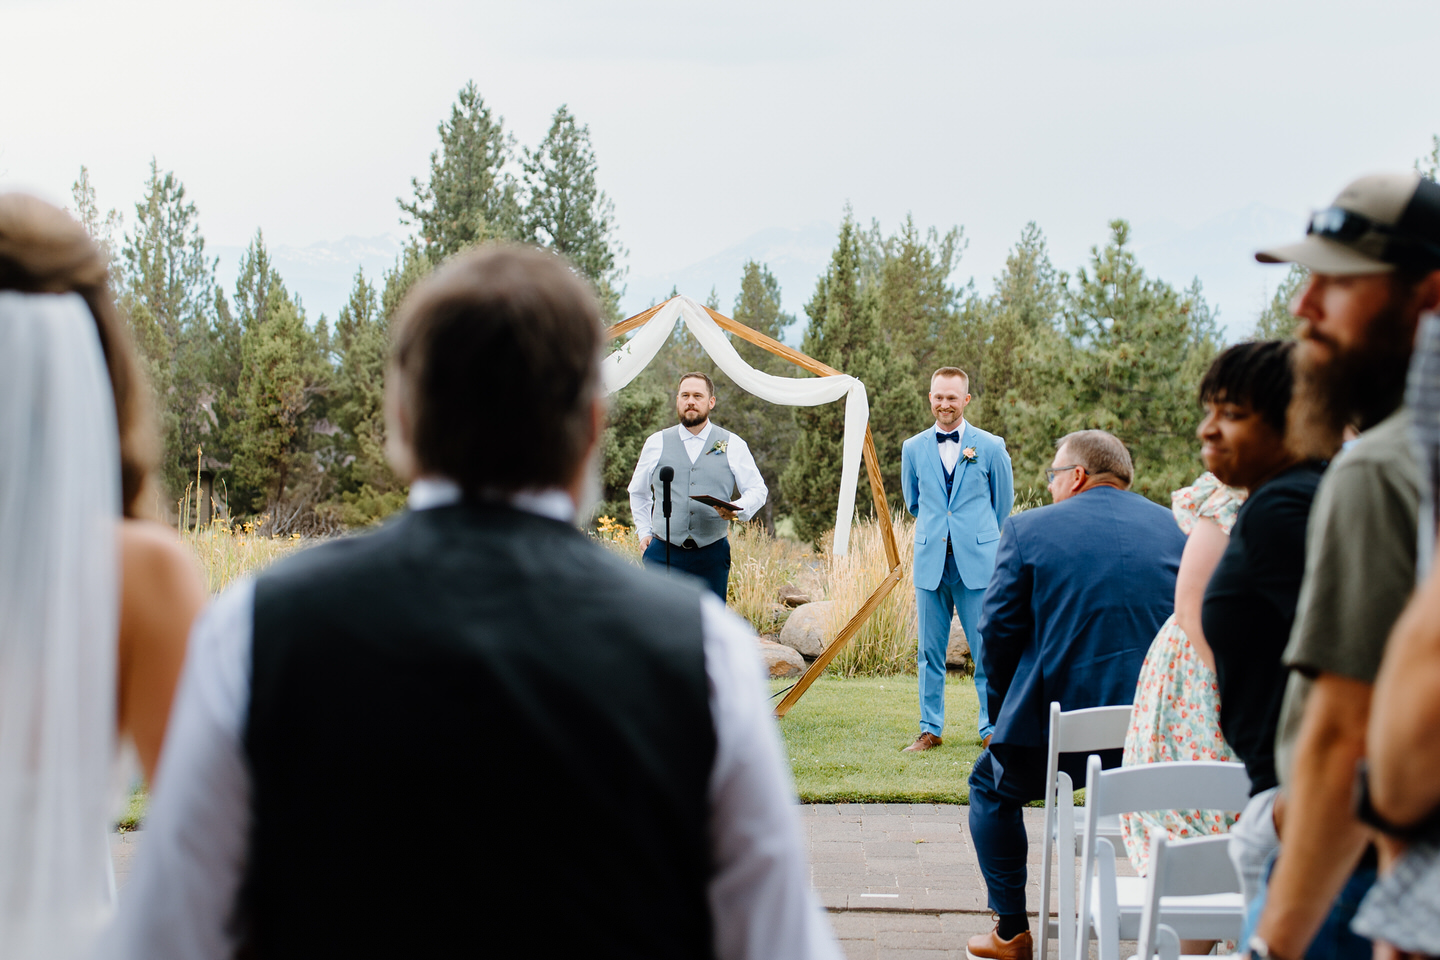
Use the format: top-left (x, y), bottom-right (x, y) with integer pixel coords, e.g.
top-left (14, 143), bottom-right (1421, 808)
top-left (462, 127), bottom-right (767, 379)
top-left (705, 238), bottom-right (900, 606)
top-left (708, 440), bottom-right (729, 456)
top-left (961, 446), bottom-right (978, 463)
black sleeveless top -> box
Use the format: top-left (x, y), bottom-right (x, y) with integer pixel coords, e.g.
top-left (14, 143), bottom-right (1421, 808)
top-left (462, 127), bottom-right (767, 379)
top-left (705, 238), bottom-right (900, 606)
top-left (239, 504), bottom-right (717, 958)
top-left (1204, 462), bottom-right (1324, 795)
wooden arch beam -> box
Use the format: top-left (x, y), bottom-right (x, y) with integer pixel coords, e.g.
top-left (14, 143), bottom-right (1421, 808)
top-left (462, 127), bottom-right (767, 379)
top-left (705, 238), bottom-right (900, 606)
top-left (605, 298), bottom-right (902, 717)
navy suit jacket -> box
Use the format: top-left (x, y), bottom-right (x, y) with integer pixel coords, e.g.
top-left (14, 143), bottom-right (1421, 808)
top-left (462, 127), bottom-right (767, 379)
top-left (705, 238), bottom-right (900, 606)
top-left (978, 486), bottom-right (1184, 790)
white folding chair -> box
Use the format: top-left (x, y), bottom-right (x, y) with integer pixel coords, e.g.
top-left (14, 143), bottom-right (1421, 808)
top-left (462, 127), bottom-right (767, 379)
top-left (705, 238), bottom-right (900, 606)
top-left (1038, 702), bottom-right (1134, 960)
top-left (1133, 835), bottom-right (1242, 960)
top-left (1076, 756), bottom-right (1251, 960)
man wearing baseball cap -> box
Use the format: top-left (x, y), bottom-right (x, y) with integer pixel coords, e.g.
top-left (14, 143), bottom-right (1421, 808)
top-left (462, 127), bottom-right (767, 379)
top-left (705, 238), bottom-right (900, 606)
top-left (1243, 172), bottom-right (1440, 960)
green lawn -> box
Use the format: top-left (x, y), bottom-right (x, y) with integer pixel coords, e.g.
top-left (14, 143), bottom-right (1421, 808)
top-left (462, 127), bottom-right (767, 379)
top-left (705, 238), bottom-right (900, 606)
top-left (771, 674), bottom-right (984, 804)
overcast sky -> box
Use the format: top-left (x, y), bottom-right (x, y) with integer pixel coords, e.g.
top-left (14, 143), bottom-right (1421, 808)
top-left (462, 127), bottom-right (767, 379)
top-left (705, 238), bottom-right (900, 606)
top-left (4, 0), bottom-right (1438, 328)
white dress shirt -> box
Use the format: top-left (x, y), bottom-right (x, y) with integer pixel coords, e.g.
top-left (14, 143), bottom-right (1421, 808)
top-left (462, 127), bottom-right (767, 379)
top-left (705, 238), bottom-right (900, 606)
top-left (100, 479), bottom-right (839, 960)
top-left (934, 419), bottom-right (967, 474)
top-left (626, 421), bottom-right (768, 543)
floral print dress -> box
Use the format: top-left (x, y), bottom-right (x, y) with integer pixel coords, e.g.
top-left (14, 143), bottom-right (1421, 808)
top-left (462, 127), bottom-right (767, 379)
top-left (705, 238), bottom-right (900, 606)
top-left (1119, 472), bottom-right (1246, 876)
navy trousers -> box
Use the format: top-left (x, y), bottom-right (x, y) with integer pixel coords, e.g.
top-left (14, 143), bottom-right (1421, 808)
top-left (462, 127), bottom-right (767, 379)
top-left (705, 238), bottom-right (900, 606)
top-left (643, 536), bottom-right (731, 601)
top-left (968, 746), bottom-right (1121, 916)
top-left (967, 749), bottom-right (1043, 915)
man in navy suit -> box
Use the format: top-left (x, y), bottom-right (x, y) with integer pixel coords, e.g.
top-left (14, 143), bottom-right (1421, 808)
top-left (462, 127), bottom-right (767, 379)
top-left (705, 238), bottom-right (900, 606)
top-left (899, 367), bottom-right (1014, 752)
top-left (964, 430), bottom-right (1185, 960)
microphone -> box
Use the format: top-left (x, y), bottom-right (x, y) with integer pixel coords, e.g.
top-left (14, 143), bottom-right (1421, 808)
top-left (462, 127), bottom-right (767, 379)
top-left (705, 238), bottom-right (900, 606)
top-left (658, 466), bottom-right (675, 519)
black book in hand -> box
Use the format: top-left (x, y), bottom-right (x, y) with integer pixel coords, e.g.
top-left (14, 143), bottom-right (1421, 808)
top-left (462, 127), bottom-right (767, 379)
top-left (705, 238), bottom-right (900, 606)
top-left (690, 494), bottom-right (741, 512)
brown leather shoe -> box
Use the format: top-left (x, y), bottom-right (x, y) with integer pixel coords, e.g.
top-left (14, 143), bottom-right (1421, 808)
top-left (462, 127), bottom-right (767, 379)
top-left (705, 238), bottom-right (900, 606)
top-left (902, 732), bottom-right (942, 752)
top-left (965, 926), bottom-right (1032, 960)
top-left (981, 735), bottom-right (992, 750)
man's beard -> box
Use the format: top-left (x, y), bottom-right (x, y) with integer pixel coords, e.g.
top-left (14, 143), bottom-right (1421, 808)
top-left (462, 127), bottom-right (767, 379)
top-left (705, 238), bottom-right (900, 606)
top-left (1287, 295), bottom-right (1414, 460)
top-left (679, 409), bottom-right (707, 428)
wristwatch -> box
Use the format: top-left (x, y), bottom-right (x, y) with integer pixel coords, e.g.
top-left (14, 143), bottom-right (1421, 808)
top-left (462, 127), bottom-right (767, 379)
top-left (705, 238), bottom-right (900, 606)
top-left (1353, 758), bottom-right (1440, 841)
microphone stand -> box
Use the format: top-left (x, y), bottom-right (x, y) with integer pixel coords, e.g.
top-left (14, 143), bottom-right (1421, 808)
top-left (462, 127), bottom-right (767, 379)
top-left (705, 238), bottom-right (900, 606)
top-left (659, 466), bottom-right (674, 571)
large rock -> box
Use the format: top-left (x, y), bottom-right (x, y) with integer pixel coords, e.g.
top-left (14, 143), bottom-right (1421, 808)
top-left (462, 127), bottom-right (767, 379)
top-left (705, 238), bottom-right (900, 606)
top-left (762, 603), bottom-right (790, 631)
top-left (758, 639), bottom-right (805, 678)
top-left (779, 600), bottom-right (836, 658)
top-left (947, 617), bottom-right (972, 669)
top-left (795, 563), bottom-right (826, 603)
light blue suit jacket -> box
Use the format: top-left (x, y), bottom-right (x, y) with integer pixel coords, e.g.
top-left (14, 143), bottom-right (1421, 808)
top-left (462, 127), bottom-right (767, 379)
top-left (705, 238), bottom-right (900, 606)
top-left (901, 421), bottom-right (1014, 592)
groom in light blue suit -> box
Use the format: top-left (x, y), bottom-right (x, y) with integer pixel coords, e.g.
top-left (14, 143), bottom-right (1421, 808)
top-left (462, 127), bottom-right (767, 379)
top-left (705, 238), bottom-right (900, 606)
top-left (899, 367), bottom-right (1013, 752)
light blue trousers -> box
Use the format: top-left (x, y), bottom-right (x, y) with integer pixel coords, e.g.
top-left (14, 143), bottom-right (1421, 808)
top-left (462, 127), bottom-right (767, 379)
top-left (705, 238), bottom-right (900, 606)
top-left (915, 552), bottom-right (991, 740)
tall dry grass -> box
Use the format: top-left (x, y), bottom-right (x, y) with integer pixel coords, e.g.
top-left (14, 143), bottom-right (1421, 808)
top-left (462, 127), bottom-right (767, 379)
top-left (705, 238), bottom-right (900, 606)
top-left (181, 520), bottom-right (307, 595)
top-left (594, 514), bottom-right (918, 675)
top-left (821, 513), bottom-right (918, 678)
top-left (726, 523), bottom-right (814, 635)
top-left (593, 515), bottom-right (815, 637)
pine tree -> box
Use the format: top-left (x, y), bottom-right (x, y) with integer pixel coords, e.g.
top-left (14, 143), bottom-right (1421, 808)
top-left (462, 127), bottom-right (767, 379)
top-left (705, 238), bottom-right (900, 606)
top-left (69, 166), bottom-right (122, 260)
top-left (381, 240), bottom-right (435, 321)
top-left (331, 268), bottom-right (405, 523)
top-left (399, 81), bottom-right (521, 260)
top-left (970, 223), bottom-right (1067, 492)
top-left (781, 213), bottom-right (892, 543)
top-left (1252, 264), bottom-right (1306, 340)
top-left (521, 104), bottom-right (627, 319)
top-left (874, 216), bottom-right (966, 376)
top-left (1056, 220), bottom-right (1220, 502)
top-left (1417, 134), bottom-right (1440, 180)
top-left (717, 261), bottom-right (797, 533)
top-left (118, 160), bottom-right (220, 500)
top-left (229, 233), bottom-right (329, 514)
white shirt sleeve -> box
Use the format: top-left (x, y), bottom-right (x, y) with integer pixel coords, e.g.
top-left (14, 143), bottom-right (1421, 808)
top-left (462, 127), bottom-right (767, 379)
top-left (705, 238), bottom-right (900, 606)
top-left (626, 431), bottom-right (665, 542)
top-left (722, 433), bottom-right (768, 523)
top-left (99, 581), bottom-right (255, 960)
top-left (701, 595), bottom-right (841, 960)
top-left (101, 555), bottom-right (839, 960)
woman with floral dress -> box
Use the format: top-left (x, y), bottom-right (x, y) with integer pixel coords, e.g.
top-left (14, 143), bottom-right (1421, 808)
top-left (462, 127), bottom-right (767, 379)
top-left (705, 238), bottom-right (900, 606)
top-left (1119, 471), bottom-right (1246, 875)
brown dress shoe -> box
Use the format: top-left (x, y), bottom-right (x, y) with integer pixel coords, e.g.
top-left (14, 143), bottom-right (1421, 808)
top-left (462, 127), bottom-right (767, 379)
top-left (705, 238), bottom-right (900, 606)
top-left (981, 734), bottom-right (992, 750)
top-left (902, 732), bottom-right (942, 752)
top-left (965, 926), bottom-right (1032, 960)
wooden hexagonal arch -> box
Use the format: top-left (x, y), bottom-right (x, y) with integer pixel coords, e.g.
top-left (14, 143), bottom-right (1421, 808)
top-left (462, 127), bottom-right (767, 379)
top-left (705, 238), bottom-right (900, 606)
top-left (606, 299), bottom-right (902, 717)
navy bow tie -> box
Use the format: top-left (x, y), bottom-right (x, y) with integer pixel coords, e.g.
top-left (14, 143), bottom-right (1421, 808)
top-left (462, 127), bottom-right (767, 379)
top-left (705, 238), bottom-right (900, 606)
top-left (936, 431), bottom-right (960, 444)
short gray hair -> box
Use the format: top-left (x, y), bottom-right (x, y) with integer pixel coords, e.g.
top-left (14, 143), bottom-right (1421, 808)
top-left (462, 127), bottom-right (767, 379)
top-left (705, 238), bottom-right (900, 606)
top-left (1055, 430), bottom-right (1133, 487)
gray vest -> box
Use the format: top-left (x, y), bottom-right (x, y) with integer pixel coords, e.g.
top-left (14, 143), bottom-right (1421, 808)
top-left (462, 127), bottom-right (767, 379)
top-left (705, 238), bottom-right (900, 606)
top-left (652, 425), bottom-right (736, 547)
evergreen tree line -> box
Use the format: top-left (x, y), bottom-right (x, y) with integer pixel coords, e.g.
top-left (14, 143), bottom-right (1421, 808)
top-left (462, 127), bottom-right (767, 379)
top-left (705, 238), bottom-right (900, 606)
top-left (72, 82), bottom-right (625, 533)
top-left (601, 212), bottom-right (1304, 545)
top-left (74, 77), bottom-right (1313, 540)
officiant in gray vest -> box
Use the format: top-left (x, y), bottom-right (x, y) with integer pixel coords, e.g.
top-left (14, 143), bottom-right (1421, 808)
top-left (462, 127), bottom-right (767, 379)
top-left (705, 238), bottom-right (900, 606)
top-left (627, 372), bottom-right (768, 600)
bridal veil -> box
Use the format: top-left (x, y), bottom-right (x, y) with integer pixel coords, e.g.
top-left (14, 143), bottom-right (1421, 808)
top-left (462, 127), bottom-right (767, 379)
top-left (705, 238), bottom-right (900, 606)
top-left (0, 291), bottom-right (120, 958)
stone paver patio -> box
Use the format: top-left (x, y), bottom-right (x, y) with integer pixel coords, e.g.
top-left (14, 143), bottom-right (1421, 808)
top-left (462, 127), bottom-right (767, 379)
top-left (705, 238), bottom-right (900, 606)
top-left (110, 803), bottom-right (1137, 959)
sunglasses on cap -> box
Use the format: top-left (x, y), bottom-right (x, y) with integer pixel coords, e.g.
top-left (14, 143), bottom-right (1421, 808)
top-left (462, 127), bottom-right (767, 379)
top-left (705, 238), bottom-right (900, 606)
top-left (1308, 206), bottom-right (1440, 266)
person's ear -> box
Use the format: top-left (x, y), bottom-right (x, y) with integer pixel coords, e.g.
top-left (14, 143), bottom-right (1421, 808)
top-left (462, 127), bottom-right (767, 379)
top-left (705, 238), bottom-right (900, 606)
top-left (707, 393), bottom-right (716, 411)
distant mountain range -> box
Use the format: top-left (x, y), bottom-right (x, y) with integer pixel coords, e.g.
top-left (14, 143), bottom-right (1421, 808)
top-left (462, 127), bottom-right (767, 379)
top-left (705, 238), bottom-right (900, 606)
top-left (222, 204), bottom-right (1305, 345)
top-left (213, 234), bottom-right (406, 323)
top-left (620, 221), bottom-right (837, 343)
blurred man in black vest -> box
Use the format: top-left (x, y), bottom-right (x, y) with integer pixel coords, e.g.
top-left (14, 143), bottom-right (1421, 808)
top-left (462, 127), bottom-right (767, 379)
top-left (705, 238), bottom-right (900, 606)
top-left (102, 246), bottom-right (840, 960)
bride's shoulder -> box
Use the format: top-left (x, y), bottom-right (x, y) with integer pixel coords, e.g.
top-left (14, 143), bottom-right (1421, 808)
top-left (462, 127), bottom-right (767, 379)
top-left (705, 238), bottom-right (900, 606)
top-left (120, 518), bottom-right (200, 578)
top-left (118, 520), bottom-right (207, 623)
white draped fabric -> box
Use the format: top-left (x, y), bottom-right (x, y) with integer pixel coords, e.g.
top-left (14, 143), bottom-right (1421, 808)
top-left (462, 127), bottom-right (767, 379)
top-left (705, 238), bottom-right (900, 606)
top-left (0, 292), bottom-right (119, 959)
top-left (602, 295), bottom-right (869, 555)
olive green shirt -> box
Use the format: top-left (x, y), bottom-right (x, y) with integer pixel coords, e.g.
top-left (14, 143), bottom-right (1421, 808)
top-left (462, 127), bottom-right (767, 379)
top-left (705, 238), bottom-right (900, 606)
top-left (1274, 408), bottom-right (1421, 785)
